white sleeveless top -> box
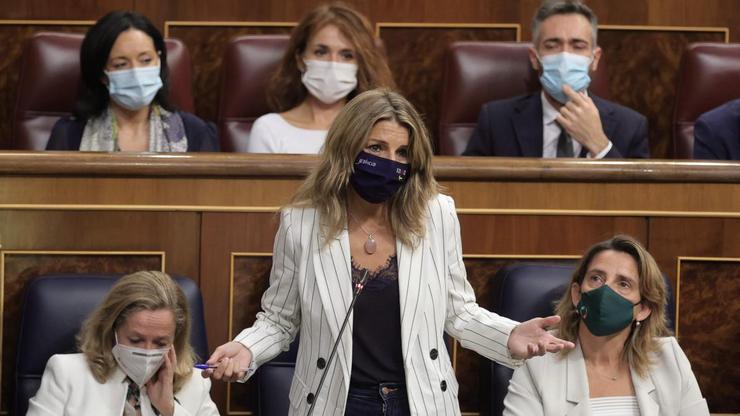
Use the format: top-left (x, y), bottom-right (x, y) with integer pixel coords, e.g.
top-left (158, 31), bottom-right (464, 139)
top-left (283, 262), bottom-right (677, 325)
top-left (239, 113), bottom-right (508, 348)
top-left (590, 396), bottom-right (640, 415)
top-left (247, 113), bottom-right (327, 154)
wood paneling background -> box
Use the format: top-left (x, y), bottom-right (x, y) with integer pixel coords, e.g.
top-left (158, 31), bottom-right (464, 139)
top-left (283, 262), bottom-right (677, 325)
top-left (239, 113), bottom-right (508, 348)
top-left (0, 0), bottom-right (738, 155)
top-left (0, 153), bottom-right (737, 414)
top-left (1, 251), bottom-right (165, 409)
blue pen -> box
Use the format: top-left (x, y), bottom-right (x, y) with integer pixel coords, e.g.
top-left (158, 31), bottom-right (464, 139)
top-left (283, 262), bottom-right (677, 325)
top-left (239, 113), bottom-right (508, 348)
top-left (195, 363), bottom-right (251, 371)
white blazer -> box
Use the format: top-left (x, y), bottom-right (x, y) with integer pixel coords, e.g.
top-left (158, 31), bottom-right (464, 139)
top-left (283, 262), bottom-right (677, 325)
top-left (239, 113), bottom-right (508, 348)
top-left (27, 353), bottom-right (220, 416)
top-left (235, 194), bottom-right (520, 415)
top-left (503, 337), bottom-right (709, 416)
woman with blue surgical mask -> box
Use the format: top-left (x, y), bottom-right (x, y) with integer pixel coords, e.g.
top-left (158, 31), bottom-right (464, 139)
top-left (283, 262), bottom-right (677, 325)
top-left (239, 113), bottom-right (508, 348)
top-left (27, 271), bottom-right (220, 416)
top-left (46, 11), bottom-right (218, 152)
top-left (246, 2), bottom-right (395, 154)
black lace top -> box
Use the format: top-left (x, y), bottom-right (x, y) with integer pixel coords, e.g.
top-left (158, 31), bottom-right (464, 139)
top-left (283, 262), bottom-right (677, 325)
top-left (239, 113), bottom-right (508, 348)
top-left (349, 254), bottom-right (405, 386)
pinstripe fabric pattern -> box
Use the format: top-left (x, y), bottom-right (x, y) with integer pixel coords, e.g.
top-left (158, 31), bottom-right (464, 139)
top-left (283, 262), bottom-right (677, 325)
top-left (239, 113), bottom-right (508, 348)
top-left (235, 194), bottom-right (521, 415)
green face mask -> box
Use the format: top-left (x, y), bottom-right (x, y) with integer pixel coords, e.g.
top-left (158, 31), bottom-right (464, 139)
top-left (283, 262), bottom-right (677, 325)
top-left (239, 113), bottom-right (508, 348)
top-left (576, 284), bottom-right (640, 337)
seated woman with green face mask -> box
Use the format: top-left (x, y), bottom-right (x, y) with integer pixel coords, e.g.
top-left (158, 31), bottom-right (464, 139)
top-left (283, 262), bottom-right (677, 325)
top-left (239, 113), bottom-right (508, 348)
top-left (504, 235), bottom-right (709, 416)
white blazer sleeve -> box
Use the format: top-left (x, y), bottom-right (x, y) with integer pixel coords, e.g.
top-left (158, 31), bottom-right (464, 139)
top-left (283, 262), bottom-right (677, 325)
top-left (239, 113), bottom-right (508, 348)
top-left (670, 338), bottom-right (710, 416)
top-left (440, 195), bottom-right (522, 368)
top-left (503, 362), bottom-right (545, 416)
top-left (173, 377), bottom-right (221, 416)
top-left (26, 355), bottom-right (68, 416)
top-left (234, 210), bottom-right (300, 371)
top-left (246, 115), bottom-right (280, 153)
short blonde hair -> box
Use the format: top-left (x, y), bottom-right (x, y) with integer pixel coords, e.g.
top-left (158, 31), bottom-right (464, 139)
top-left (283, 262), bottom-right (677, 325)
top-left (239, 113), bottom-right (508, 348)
top-left (554, 235), bottom-right (671, 377)
top-left (291, 88), bottom-right (439, 247)
top-left (77, 271), bottom-right (195, 392)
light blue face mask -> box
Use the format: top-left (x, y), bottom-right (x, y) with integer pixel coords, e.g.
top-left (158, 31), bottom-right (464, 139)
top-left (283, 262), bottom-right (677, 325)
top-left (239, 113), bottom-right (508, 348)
top-left (538, 52), bottom-right (593, 104)
top-left (105, 65), bottom-right (163, 111)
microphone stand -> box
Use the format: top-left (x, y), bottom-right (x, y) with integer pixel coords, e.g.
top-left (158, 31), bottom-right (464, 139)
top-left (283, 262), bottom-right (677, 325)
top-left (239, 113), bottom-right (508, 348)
top-left (306, 270), bottom-right (369, 416)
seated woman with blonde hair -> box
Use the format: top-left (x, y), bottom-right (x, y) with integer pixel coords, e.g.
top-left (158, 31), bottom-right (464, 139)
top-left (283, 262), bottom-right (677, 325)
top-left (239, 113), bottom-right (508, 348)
top-left (27, 271), bottom-right (219, 416)
top-left (247, 2), bottom-right (395, 154)
top-left (504, 235), bottom-right (709, 416)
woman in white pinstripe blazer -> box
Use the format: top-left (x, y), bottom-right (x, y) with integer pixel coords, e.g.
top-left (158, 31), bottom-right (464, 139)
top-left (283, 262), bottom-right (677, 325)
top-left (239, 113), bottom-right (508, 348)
top-left (204, 89), bottom-right (574, 415)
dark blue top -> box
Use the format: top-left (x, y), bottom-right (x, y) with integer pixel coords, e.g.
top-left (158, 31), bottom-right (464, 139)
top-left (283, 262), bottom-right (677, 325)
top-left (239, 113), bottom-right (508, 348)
top-left (694, 98), bottom-right (740, 161)
top-left (45, 111), bottom-right (219, 152)
top-left (350, 255), bottom-right (405, 386)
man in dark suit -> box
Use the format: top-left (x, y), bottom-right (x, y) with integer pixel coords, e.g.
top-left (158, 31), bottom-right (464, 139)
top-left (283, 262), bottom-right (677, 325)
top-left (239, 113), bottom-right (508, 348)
top-left (693, 98), bottom-right (740, 160)
top-left (464, 0), bottom-right (649, 159)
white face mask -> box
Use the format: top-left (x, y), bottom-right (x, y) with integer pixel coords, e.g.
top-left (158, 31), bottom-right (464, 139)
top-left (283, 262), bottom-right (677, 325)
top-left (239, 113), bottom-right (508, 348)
top-left (112, 334), bottom-right (169, 387)
top-left (301, 59), bottom-right (358, 104)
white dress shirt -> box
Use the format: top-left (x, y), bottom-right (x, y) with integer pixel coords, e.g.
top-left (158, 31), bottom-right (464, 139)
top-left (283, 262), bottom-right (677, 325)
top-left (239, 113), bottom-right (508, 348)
top-left (541, 91), bottom-right (612, 159)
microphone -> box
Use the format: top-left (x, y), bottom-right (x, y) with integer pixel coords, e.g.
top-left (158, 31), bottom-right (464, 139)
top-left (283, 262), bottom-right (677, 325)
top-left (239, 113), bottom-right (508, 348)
top-left (306, 269), bottom-right (369, 416)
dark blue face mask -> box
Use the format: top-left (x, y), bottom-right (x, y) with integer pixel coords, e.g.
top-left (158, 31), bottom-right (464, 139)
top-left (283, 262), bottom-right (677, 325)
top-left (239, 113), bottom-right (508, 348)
top-left (349, 151), bottom-right (409, 204)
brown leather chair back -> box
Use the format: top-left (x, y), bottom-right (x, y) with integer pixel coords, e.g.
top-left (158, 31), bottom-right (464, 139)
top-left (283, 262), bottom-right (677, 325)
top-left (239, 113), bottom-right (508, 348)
top-left (673, 42), bottom-right (740, 158)
top-left (217, 35), bottom-right (290, 152)
top-left (438, 41), bottom-right (610, 155)
top-left (12, 32), bottom-right (195, 150)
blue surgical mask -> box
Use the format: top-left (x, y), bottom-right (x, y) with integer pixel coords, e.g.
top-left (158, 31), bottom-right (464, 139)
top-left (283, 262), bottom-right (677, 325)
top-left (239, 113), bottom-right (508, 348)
top-left (538, 52), bottom-right (592, 104)
top-left (105, 65), bottom-right (163, 111)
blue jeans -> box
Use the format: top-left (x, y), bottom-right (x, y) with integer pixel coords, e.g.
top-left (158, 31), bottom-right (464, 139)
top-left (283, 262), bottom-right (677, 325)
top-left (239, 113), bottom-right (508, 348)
top-left (344, 383), bottom-right (410, 416)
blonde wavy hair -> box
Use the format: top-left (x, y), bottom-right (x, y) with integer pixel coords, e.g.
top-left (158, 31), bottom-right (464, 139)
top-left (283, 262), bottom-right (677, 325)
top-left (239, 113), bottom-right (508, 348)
top-left (77, 271), bottom-right (196, 392)
top-left (554, 235), bottom-right (671, 377)
top-left (290, 88), bottom-right (439, 247)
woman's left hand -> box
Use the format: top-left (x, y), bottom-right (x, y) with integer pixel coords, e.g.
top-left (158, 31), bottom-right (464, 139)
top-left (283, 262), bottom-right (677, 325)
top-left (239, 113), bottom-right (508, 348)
top-left (507, 315), bottom-right (575, 359)
top-left (147, 347), bottom-right (176, 416)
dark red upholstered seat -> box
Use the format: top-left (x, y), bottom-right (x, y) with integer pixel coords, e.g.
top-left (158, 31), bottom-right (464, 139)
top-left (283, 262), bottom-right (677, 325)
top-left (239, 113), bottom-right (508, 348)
top-left (12, 32), bottom-right (195, 150)
top-left (217, 35), bottom-right (290, 152)
top-left (438, 41), bottom-right (609, 155)
top-left (672, 42), bottom-right (740, 158)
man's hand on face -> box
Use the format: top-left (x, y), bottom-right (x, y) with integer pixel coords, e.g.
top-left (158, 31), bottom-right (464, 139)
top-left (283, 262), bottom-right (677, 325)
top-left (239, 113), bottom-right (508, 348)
top-left (556, 84), bottom-right (610, 156)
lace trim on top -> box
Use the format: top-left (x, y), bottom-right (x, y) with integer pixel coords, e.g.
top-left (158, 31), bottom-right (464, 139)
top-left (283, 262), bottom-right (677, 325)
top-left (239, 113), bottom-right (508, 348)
top-left (351, 254), bottom-right (398, 285)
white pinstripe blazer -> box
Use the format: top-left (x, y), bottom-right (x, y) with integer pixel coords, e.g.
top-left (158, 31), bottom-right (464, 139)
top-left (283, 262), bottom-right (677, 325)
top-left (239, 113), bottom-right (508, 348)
top-left (235, 194), bottom-right (520, 415)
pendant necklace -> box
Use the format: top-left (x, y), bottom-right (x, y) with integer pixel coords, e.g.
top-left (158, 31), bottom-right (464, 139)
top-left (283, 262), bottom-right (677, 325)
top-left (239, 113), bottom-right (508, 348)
top-left (348, 212), bottom-right (380, 255)
top-left (586, 361), bottom-right (618, 381)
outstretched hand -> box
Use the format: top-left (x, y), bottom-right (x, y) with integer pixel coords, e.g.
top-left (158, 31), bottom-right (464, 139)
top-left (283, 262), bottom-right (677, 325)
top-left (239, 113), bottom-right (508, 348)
top-left (507, 315), bottom-right (575, 360)
top-left (201, 341), bottom-right (253, 382)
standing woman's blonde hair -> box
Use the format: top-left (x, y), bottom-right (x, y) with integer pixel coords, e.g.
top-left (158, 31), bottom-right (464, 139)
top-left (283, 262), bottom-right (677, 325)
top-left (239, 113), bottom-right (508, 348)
top-left (77, 271), bottom-right (196, 392)
top-left (554, 235), bottom-right (671, 377)
top-left (267, 2), bottom-right (395, 112)
top-left (291, 88), bottom-right (439, 247)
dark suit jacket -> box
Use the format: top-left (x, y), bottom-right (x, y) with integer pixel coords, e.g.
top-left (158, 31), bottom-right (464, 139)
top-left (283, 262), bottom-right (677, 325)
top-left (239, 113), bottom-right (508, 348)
top-left (463, 92), bottom-right (649, 158)
top-left (693, 98), bottom-right (740, 160)
top-left (46, 111), bottom-right (219, 151)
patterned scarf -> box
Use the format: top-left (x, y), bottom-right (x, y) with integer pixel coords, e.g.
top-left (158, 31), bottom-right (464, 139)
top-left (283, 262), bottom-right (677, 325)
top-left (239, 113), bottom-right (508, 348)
top-left (123, 377), bottom-right (161, 416)
top-left (80, 105), bottom-right (188, 152)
